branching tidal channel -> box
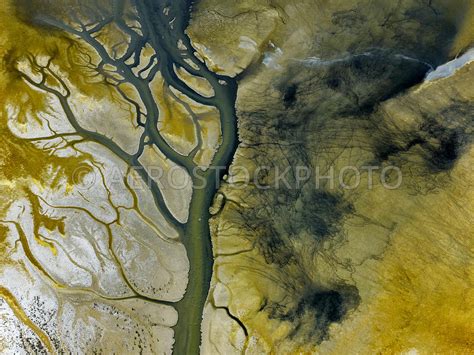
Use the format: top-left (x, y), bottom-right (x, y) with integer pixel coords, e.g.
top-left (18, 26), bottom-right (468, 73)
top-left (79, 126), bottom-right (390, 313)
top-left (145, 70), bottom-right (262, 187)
top-left (20, 0), bottom-right (239, 353)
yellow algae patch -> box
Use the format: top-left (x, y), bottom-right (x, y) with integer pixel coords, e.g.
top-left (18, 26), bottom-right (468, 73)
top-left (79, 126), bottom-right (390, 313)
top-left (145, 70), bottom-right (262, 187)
top-left (0, 287), bottom-right (54, 353)
top-left (321, 147), bottom-right (474, 355)
top-left (116, 82), bottom-right (147, 116)
top-left (26, 189), bottom-right (67, 257)
top-left (151, 74), bottom-right (198, 156)
top-left (1, 0), bottom-right (127, 102)
top-left (171, 88), bottom-right (222, 167)
top-left (314, 63), bottom-right (474, 353)
top-left (0, 224), bottom-right (15, 265)
top-left (0, 2), bottom-right (91, 257)
top-left (168, 86), bottom-right (222, 167)
top-left (175, 65), bottom-right (215, 98)
top-left (0, 128), bottom-right (88, 193)
top-left (0, 1), bottom-right (126, 192)
top-left (0, 123), bottom-right (88, 259)
top-left (95, 22), bottom-right (130, 59)
top-left (451, 2), bottom-right (474, 55)
top-left (193, 110), bottom-right (222, 167)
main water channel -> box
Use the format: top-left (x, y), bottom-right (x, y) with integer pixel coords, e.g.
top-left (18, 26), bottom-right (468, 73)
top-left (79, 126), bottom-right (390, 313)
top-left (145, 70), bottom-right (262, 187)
top-left (128, 1), bottom-right (239, 354)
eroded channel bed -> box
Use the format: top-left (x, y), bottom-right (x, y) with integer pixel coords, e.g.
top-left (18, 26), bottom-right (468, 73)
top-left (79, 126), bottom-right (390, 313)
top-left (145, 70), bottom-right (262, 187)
top-left (0, 0), bottom-right (474, 354)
